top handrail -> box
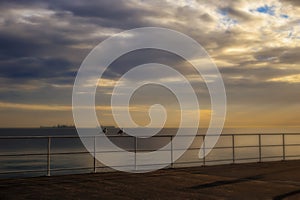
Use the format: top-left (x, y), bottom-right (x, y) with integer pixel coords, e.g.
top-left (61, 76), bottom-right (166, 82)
top-left (0, 132), bottom-right (300, 139)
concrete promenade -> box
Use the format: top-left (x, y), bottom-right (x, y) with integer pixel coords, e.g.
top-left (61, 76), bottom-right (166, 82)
top-left (0, 160), bottom-right (300, 199)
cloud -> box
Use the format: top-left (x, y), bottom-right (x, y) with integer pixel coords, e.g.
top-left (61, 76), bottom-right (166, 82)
top-left (0, 57), bottom-right (75, 79)
top-left (267, 74), bottom-right (300, 83)
top-left (284, 0), bottom-right (300, 7)
top-left (0, 0), bottom-right (299, 127)
top-left (0, 101), bottom-right (71, 111)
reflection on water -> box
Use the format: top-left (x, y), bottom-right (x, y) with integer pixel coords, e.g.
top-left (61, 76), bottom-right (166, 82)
top-left (0, 128), bottom-right (300, 178)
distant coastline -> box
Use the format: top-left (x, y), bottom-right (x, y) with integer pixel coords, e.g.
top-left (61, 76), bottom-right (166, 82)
top-left (39, 125), bottom-right (116, 129)
top-left (40, 124), bottom-right (75, 129)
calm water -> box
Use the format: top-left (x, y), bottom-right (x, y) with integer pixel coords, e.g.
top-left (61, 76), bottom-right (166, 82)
top-left (1, 128), bottom-right (300, 178)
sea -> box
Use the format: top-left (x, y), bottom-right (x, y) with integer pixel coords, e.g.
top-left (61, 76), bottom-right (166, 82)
top-left (1, 127), bottom-right (300, 178)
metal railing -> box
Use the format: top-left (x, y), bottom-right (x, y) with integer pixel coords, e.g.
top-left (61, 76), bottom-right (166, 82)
top-left (0, 133), bottom-right (300, 177)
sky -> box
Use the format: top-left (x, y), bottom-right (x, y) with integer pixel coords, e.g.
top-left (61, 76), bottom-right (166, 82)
top-left (0, 0), bottom-right (299, 128)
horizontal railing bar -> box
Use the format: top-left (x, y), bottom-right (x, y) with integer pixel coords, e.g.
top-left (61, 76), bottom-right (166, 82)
top-left (0, 153), bottom-right (47, 157)
top-left (136, 163), bottom-right (171, 167)
top-left (96, 163), bottom-right (171, 169)
top-left (1, 133), bottom-right (300, 139)
top-left (235, 145), bottom-right (257, 148)
top-left (234, 145), bottom-right (283, 148)
top-left (3, 154), bottom-right (299, 176)
top-left (96, 144), bottom-right (300, 152)
top-left (232, 157), bottom-right (259, 161)
top-left (199, 146), bottom-right (233, 150)
top-left (1, 149), bottom-right (300, 157)
top-left (0, 151), bottom-right (91, 157)
top-left (0, 169), bottom-right (46, 175)
top-left (284, 144), bottom-right (300, 146)
top-left (1, 156), bottom-right (300, 176)
top-left (174, 160), bottom-right (203, 165)
top-left (260, 144), bottom-right (289, 147)
top-left (232, 133), bottom-right (300, 136)
top-left (260, 156), bottom-right (284, 159)
top-left (202, 158), bottom-right (234, 163)
top-left (261, 144), bottom-right (285, 147)
top-left (0, 136), bottom-right (79, 139)
top-left (285, 155), bottom-right (300, 158)
top-left (0, 146), bottom-right (280, 156)
top-left (51, 152), bottom-right (90, 155)
top-left (4, 153), bottom-right (300, 175)
top-left (102, 146), bottom-right (242, 152)
top-left (2, 151), bottom-right (298, 158)
top-left (50, 167), bottom-right (93, 172)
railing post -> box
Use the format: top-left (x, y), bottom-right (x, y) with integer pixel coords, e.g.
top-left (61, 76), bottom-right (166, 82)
top-left (282, 134), bottom-right (286, 161)
top-left (202, 135), bottom-right (206, 166)
top-left (258, 134), bottom-right (262, 163)
top-left (170, 136), bottom-right (174, 168)
top-left (47, 136), bottom-right (51, 176)
top-left (93, 136), bottom-right (96, 173)
top-left (134, 137), bottom-right (137, 171)
top-left (232, 135), bottom-right (235, 164)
